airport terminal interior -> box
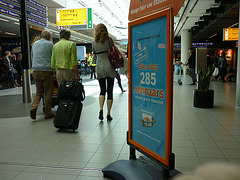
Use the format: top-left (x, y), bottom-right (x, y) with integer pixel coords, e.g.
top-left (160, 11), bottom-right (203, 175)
top-left (1, 0), bottom-right (240, 179)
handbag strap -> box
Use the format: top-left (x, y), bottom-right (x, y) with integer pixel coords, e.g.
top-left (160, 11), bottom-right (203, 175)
top-left (108, 37), bottom-right (114, 49)
top-left (94, 50), bottom-right (108, 55)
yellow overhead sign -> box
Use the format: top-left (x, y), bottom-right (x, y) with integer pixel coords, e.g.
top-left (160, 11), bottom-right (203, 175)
top-left (56, 8), bottom-right (87, 26)
top-left (223, 28), bottom-right (239, 41)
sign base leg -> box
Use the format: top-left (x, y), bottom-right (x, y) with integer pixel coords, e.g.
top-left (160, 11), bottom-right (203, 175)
top-left (102, 156), bottom-right (180, 180)
top-left (129, 146), bottom-right (136, 160)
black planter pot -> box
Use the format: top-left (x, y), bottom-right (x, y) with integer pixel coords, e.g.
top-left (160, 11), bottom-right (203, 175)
top-left (193, 89), bottom-right (214, 108)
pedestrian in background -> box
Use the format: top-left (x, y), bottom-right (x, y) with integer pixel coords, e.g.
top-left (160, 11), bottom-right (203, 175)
top-left (84, 55), bottom-right (89, 76)
top-left (30, 30), bottom-right (54, 120)
top-left (115, 69), bottom-right (126, 93)
top-left (92, 23), bottom-right (116, 121)
top-left (0, 51), bottom-right (15, 88)
top-left (10, 53), bottom-right (20, 87)
top-left (185, 48), bottom-right (197, 85)
top-left (88, 53), bottom-right (96, 79)
top-left (212, 54), bottom-right (220, 81)
top-left (218, 51), bottom-right (228, 83)
top-left (115, 51), bottom-right (128, 93)
top-left (16, 53), bottom-right (23, 86)
top-left (51, 29), bottom-right (80, 86)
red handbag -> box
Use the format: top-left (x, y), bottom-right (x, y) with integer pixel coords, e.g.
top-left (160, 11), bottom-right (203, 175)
top-left (108, 37), bottom-right (124, 69)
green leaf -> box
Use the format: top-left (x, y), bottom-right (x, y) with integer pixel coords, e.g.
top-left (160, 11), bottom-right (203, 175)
top-left (198, 65), bottom-right (214, 90)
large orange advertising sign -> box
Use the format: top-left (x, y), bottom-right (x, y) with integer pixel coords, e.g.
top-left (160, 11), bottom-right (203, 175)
top-left (128, 7), bottom-right (174, 169)
top-left (129, 0), bottom-right (184, 20)
top-left (127, 0), bottom-right (183, 170)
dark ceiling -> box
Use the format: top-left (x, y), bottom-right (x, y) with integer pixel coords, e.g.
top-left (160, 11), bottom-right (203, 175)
top-left (183, 0), bottom-right (239, 43)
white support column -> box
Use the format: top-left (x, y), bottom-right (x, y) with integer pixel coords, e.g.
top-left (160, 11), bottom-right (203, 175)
top-left (236, 1), bottom-right (240, 107)
top-left (181, 29), bottom-right (192, 74)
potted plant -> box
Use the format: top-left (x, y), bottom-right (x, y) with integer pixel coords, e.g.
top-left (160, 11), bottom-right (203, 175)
top-left (193, 65), bottom-right (215, 108)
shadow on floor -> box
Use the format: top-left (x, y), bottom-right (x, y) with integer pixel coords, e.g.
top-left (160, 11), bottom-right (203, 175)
top-left (0, 94), bottom-right (96, 118)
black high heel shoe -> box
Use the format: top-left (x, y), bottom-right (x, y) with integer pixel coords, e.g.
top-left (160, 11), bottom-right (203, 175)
top-left (107, 115), bottom-right (113, 121)
top-left (99, 110), bottom-right (103, 120)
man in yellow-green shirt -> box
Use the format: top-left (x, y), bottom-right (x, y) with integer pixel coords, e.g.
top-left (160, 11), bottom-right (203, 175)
top-left (51, 29), bottom-right (80, 86)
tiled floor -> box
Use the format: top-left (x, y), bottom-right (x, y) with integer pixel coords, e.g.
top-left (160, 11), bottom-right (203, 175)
top-left (0, 74), bottom-right (240, 179)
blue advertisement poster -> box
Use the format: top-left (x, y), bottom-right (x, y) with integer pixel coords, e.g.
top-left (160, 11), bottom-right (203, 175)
top-left (131, 16), bottom-right (167, 158)
top-left (77, 46), bottom-right (86, 61)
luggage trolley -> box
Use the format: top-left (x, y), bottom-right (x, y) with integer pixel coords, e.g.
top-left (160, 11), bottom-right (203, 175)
top-left (42, 78), bottom-right (59, 112)
top-left (174, 62), bottom-right (183, 85)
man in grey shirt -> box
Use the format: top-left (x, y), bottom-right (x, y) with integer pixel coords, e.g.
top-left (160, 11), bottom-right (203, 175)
top-left (30, 30), bottom-right (54, 120)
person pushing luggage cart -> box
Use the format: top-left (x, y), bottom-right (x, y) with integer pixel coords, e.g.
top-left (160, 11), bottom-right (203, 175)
top-left (42, 77), bottom-right (59, 112)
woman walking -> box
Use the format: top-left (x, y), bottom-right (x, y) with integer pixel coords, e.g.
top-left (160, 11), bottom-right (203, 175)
top-left (92, 23), bottom-right (116, 121)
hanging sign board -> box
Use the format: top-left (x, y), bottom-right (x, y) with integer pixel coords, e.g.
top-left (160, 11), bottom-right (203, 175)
top-left (56, 8), bottom-right (92, 29)
top-left (129, 0), bottom-right (184, 21)
top-left (128, 8), bottom-right (173, 168)
top-left (223, 28), bottom-right (239, 41)
top-left (0, 0), bottom-right (47, 27)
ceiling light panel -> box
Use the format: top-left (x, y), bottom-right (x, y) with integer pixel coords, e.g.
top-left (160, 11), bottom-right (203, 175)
top-left (5, 32), bottom-right (16, 35)
top-left (0, 17), bottom-right (9, 22)
top-left (78, 0), bottom-right (129, 28)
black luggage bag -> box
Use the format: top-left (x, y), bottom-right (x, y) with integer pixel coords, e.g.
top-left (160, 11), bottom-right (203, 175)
top-left (57, 81), bottom-right (85, 101)
top-left (54, 99), bottom-right (83, 131)
top-left (54, 80), bottom-right (85, 131)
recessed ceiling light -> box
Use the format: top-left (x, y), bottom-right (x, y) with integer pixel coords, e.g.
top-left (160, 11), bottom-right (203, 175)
top-left (5, 32), bottom-right (16, 36)
top-left (228, 22), bottom-right (239, 28)
top-left (0, 18), bottom-right (9, 22)
top-left (14, 22), bottom-right (20, 25)
top-left (209, 33), bottom-right (217, 39)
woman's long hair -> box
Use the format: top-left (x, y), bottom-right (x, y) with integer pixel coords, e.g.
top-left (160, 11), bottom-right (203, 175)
top-left (17, 53), bottom-right (22, 61)
top-left (94, 23), bottom-right (109, 43)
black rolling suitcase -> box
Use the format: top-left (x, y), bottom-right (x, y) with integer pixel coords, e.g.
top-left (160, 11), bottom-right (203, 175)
top-left (54, 99), bottom-right (82, 131)
top-left (54, 80), bottom-right (85, 131)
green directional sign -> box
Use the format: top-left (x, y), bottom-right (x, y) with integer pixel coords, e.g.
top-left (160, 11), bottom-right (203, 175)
top-left (88, 8), bottom-right (92, 29)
